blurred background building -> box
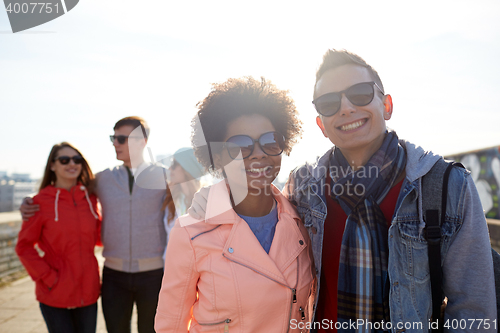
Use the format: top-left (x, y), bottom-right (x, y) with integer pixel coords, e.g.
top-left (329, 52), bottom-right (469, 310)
top-left (0, 172), bottom-right (38, 213)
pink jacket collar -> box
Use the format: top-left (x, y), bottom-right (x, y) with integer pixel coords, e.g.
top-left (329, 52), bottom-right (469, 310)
top-left (179, 181), bottom-right (301, 228)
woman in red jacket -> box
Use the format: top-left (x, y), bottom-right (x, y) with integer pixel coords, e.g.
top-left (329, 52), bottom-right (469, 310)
top-left (16, 142), bottom-right (101, 333)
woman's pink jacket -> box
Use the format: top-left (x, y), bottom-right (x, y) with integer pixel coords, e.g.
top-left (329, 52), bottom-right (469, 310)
top-left (155, 181), bottom-right (316, 332)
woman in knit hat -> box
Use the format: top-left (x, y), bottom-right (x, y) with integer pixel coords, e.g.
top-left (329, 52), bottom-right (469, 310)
top-left (162, 147), bottom-right (205, 244)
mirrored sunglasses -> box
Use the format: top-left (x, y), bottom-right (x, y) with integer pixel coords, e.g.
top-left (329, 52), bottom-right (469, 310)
top-left (312, 81), bottom-right (384, 117)
top-left (224, 131), bottom-right (285, 160)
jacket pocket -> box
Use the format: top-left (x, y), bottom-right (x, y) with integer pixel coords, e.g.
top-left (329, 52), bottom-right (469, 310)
top-left (398, 222), bottom-right (430, 281)
top-left (196, 318), bottom-right (232, 332)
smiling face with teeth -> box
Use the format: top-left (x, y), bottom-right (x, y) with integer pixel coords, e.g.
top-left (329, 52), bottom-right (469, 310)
top-left (315, 64), bottom-right (393, 167)
top-left (50, 147), bottom-right (82, 189)
top-left (215, 114), bottom-right (282, 197)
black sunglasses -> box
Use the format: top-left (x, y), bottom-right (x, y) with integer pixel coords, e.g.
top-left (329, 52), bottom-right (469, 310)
top-left (109, 135), bottom-right (143, 144)
top-left (312, 81), bottom-right (384, 117)
top-left (224, 131), bottom-right (286, 160)
top-left (54, 155), bottom-right (83, 165)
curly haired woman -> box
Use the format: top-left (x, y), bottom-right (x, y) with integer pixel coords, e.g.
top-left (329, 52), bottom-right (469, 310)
top-left (155, 77), bottom-right (315, 332)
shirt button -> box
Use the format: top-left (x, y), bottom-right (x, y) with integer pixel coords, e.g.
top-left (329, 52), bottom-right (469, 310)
top-left (299, 240), bottom-right (304, 245)
top-left (228, 247), bottom-right (234, 254)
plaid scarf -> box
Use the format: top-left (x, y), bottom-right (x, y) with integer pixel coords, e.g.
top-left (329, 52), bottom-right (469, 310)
top-left (330, 131), bottom-right (406, 332)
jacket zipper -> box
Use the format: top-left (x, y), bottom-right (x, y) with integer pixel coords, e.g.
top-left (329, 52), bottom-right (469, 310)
top-left (287, 259), bottom-right (299, 333)
top-left (198, 318), bottom-right (231, 332)
top-left (70, 186), bottom-right (85, 306)
top-left (72, 187), bottom-right (84, 306)
top-left (127, 166), bottom-right (134, 272)
top-left (222, 254), bottom-right (300, 332)
top-left (72, 186), bottom-right (77, 207)
top-left (129, 195), bottom-right (132, 272)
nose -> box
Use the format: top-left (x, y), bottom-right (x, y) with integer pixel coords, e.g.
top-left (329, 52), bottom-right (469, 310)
top-left (338, 93), bottom-right (356, 116)
top-left (249, 142), bottom-right (267, 159)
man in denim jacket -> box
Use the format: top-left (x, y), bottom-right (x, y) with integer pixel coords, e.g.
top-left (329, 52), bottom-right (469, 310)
top-left (282, 49), bottom-right (496, 332)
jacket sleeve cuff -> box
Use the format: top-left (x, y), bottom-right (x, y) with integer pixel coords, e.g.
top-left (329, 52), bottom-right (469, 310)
top-left (42, 269), bottom-right (58, 290)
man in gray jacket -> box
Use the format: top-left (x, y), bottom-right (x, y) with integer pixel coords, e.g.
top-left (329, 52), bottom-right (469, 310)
top-left (22, 116), bottom-right (167, 333)
top-left (99, 116), bottom-right (166, 333)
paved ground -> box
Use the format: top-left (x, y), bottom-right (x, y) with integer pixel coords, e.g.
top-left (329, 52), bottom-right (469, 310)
top-left (0, 249), bottom-right (138, 333)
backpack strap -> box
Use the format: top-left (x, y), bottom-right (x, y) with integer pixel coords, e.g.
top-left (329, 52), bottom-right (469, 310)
top-left (492, 247), bottom-right (500, 320)
top-left (422, 159), bottom-right (464, 332)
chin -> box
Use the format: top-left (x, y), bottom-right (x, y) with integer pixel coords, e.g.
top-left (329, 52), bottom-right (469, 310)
top-left (247, 180), bottom-right (274, 192)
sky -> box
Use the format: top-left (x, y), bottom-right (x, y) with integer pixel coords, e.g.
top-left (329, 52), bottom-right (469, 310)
top-left (1, 0), bottom-right (499, 183)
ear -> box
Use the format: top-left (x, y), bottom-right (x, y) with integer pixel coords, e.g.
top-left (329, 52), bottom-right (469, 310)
top-left (50, 162), bottom-right (55, 172)
top-left (383, 94), bottom-right (393, 120)
top-left (316, 116), bottom-right (328, 138)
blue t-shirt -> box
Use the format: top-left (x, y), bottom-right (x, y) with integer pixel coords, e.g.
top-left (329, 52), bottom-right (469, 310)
top-left (237, 202), bottom-right (278, 254)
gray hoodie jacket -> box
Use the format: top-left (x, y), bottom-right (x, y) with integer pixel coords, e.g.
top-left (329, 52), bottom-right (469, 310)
top-left (96, 163), bottom-right (166, 273)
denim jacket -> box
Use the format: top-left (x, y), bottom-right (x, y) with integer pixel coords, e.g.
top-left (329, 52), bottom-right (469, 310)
top-left (283, 140), bottom-right (497, 332)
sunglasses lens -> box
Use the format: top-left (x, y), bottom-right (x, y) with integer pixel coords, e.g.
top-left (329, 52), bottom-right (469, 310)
top-left (260, 132), bottom-right (284, 156)
top-left (314, 82), bottom-right (376, 116)
top-left (110, 135), bottom-right (127, 144)
top-left (346, 82), bottom-right (374, 106)
top-left (225, 135), bottom-right (254, 159)
top-left (58, 156), bottom-right (70, 165)
top-left (56, 156), bottom-right (83, 165)
top-left (315, 93), bottom-right (342, 117)
top-left (225, 132), bottom-right (285, 160)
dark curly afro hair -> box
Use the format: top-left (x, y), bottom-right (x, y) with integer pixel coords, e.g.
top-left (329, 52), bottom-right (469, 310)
top-left (191, 76), bottom-right (302, 175)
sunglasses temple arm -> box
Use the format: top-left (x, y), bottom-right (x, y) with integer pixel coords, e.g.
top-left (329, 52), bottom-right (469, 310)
top-left (374, 82), bottom-right (385, 95)
top-left (147, 147), bottom-right (155, 164)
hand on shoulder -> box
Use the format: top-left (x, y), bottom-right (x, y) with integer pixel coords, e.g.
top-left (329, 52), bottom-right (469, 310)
top-left (187, 186), bottom-right (211, 220)
top-left (20, 196), bottom-right (38, 221)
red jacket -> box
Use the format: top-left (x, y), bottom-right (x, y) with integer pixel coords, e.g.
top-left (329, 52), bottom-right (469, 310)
top-left (15, 184), bottom-right (101, 308)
